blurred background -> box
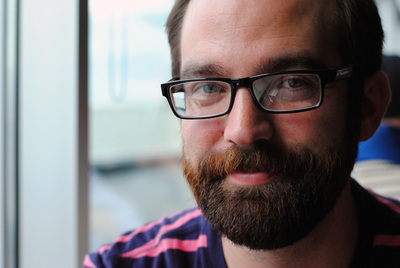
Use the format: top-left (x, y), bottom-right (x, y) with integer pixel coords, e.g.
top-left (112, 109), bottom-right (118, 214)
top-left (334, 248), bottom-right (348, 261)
top-left (87, 0), bottom-right (195, 251)
top-left (1, 0), bottom-right (399, 267)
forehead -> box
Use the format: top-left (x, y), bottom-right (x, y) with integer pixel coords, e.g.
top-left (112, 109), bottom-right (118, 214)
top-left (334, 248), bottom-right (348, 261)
top-left (181, 0), bottom-right (340, 77)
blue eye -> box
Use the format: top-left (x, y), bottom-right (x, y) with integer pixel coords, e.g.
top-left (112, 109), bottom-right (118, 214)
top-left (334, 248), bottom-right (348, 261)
top-left (194, 83), bottom-right (225, 94)
top-left (286, 78), bottom-right (305, 88)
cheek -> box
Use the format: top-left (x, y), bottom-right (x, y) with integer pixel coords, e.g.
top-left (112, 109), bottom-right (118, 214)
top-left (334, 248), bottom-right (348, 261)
top-left (182, 119), bottom-right (225, 161)
top-left (277, 110), bottom-right (347, 153)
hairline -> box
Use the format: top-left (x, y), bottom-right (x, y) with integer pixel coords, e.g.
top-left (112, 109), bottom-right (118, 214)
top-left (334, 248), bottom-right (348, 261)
top-left (168, 0), bottom-right (349, 78)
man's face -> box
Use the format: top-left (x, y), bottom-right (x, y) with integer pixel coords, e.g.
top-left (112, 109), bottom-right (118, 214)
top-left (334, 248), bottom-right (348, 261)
top-left (180, 0), bottom-right (358, 249)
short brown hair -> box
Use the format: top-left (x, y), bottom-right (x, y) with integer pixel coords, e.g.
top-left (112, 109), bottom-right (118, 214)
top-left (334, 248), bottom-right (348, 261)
top-left (165, 0), bottom-right (384, 78)
top-left (165, 0), bottom-right (190, 78)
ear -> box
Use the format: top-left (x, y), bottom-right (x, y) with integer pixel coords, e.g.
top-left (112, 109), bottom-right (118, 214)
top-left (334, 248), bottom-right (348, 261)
top-left (359, 71), bottom-right (391, 142)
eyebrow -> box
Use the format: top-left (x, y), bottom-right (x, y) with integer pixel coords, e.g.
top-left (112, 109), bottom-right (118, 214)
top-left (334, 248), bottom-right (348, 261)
top-left (180, 54), bottom-right (329, 79)
top-left (180, 63), bottom-right (229, 79)
top-left (256, 54), bottom-right (329, 74)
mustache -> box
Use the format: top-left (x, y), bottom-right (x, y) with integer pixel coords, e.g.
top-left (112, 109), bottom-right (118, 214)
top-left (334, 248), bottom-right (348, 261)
top-left (187, 141), bottom-right (323, 183)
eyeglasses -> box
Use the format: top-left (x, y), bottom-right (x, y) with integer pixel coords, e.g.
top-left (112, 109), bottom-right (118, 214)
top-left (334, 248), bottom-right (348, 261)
top-left (161, 65), bottom-right (355, 119)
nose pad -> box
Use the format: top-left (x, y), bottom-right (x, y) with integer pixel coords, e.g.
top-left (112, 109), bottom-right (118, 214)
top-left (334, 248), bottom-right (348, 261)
top-left (223, 87), bottom-right (273, 146)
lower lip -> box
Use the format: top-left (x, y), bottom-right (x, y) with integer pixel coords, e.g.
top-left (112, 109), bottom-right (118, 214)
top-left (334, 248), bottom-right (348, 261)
top-left (228, 172), bottom-right (274, 186)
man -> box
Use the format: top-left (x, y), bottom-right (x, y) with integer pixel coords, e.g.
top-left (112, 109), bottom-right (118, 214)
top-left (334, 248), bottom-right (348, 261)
top-left (84, 0), bottom-right (400, 267)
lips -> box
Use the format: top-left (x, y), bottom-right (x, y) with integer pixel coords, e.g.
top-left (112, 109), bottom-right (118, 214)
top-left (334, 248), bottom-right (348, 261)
top-left (228, 172), bottom-right (274, 186)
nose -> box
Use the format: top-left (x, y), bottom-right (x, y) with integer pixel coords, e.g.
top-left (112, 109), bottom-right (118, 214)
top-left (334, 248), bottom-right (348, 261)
top-left (223, 88), bottom-right (274, 146)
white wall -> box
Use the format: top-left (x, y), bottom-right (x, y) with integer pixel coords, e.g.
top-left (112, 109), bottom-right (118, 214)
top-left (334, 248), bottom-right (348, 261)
top-left (379, 0), bottom-right (400, 55)
top-left (0, 1), bottom-right (5, 266)
top-left (2, 0), bottom-right (20, 267)
top-left (19, 0), bottom-right (88, 267)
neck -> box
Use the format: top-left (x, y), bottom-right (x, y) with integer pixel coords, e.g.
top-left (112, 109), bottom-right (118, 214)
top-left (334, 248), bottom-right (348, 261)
top-left (222, 180), bottom-right (358, 268)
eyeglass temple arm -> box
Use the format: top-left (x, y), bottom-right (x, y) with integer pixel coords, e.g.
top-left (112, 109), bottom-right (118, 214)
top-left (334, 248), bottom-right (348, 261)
top-left (335, 65), bottom-right (354, 81)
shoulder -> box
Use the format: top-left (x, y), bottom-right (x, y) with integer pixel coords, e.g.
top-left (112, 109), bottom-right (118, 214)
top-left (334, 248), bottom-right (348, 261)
top-left (352, 180), bottom-right (400, 265)
top-left (365, 192), bottom-right (400, 265)
top-left (83, 207), bottom-right (211, 268)
top-left (353, 179), bottom-right (400, 232)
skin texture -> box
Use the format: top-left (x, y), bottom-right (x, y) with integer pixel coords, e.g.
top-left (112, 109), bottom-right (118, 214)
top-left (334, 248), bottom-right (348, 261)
top-left (179, 0), bottom-right (390, 266)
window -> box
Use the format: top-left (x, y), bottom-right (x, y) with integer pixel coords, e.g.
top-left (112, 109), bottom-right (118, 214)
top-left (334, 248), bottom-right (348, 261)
top-left (88, 0), bottom-right (195, 251)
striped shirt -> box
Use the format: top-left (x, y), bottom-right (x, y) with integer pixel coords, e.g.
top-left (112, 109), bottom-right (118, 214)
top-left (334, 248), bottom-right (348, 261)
top-left (84, 180), bottom-right (400, 267)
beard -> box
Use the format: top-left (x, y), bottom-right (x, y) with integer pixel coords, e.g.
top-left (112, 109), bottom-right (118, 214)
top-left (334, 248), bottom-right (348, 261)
top-left (182, 139), bottom-right (358, 250)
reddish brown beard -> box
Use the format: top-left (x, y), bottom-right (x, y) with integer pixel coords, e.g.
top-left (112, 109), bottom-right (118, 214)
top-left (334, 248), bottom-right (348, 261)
top-left (182, 141), bottom-right (357, 250)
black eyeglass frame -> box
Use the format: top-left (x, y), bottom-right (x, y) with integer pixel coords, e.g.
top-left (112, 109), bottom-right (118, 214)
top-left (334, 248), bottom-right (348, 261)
top-left (161, 65), bottom-right (355, 119)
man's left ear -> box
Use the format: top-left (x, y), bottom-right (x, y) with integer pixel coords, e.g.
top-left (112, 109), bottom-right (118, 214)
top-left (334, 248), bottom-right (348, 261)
top-left (359, 71), bottom-right (391, 142)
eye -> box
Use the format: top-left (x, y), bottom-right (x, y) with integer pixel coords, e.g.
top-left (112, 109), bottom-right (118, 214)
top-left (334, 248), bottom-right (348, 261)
top-left (286, 78), bottom-right (304, 88)
top-left (252, 73), bottom-right (322, 111)
top-left (193, 82), bottom-right (226, 94)
top-left (282, 76), bottom-right (314, 89)
top-left (275, 75), bottom-right (320, 102)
